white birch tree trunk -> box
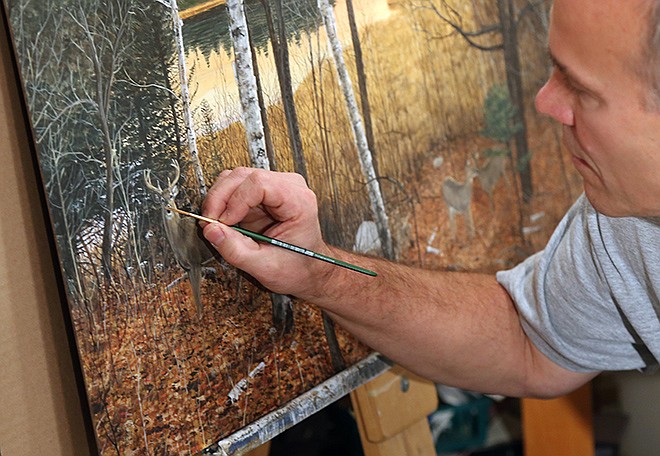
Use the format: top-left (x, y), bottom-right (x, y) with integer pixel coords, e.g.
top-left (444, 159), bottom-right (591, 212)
top-left (168, 0), bottom-right (207, 196)
top-left (227, 0), bottom-right (294, 332)
top-left (227, 0), bottom-right (269, 170)
top-left (317, 0), bottom-right (394, 259)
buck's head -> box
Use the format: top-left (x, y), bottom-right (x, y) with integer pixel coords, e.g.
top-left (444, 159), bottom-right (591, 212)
top-left (144, 160), bottom-right (182, 222)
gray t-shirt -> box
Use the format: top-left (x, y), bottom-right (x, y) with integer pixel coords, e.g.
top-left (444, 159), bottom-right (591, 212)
top-left (497, 194), bottom-right (660, 373)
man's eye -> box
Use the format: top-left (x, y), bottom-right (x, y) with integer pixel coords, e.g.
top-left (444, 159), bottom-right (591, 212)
top-left (568, 82), bottom-right (600, 108)
top-left (554, 68), bottom-right (582, 95)
top-left (561, 74), bottom-right (594, 101)
top-left (566, 82), bottom-right (584, 96)
top-left (567, 81), bottom-right (589, 97)
top-left (558, 73), bottom-right (581, 95)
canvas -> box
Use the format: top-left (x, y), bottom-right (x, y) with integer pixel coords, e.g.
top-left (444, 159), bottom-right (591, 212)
top-left (3, 0), bottom-right (576, 454)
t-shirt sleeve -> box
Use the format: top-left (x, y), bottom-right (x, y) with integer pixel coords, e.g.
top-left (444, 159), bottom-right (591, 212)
top-left (496, 195), bottom-right (647, 373)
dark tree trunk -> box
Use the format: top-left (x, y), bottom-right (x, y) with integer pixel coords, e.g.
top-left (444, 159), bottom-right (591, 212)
top-left (323, 316), bottom-right (345, 372)
top-left (498, 0), bottom-right (533, 202)
top-left (271, 293), bottom-right (294, 333)
top-left (264, 3), bottom-right (344, 361)
top-left (346, 0), bottom-right (378, 177)
top-left (266, 0), bottom-right (308, 179)
top-left (152, 11), bottom-right (184, 160)
top-left (100, 107), bottom-right (115, 284)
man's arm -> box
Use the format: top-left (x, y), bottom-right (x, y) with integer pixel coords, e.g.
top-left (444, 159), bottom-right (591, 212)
top-left (307, 251), bottom-right (598, 398)
top-left (202, 168), bottom-right (598, 398)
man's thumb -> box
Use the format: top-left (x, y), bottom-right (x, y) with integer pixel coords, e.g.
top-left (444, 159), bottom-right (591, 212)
top-left (203, 222), bottom-right (227, 248)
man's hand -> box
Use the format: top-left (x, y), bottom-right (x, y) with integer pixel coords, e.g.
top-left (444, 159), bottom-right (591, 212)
top-left (201, 168), bottom-right (335, 297)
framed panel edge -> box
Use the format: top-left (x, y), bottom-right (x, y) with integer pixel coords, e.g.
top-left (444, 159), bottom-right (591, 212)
top-left (206, 353), bottom-right (392, 455)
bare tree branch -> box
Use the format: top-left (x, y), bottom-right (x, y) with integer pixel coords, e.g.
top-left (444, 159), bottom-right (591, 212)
top-left (415, 0), bottom-right (504, 51)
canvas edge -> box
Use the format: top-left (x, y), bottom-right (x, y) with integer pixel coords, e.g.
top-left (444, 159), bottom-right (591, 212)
top-left (203, 352), bottom-right (392, 455)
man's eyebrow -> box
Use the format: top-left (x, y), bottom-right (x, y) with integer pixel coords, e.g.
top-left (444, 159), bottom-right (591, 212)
top-left (548, 51), bottom-right (600, 95)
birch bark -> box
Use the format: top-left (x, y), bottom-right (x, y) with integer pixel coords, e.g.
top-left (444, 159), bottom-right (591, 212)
top-left (227, 0), bottom-right (294, 332)
top-left (227, 0), bottom-right (269, 170)
top-left (317, 0), bottom-right (394, 259)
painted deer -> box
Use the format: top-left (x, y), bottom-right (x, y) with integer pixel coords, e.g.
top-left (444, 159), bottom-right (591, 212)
top-left (144, 160), bottom-right (216, 315)
top-left (475, 152), bottom-right (509, 212)
top-left (442, 158), bottom-right (478, 239)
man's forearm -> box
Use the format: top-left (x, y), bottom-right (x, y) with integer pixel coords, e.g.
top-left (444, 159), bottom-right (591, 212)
top-left (302, 248), bottom-right (596, 397)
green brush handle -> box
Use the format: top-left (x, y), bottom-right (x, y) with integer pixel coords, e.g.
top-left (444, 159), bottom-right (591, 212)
top-left (231, 225), bottom-right (378, 277)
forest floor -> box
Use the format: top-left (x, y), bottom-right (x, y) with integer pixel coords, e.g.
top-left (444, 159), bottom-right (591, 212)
top-left (75, 265), bottom-right (371, 455)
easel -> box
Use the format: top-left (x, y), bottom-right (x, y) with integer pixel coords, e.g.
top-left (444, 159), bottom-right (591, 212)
top-left (246, 365), bottom-right (439, 456)
top-left (246, 373), bottom-right (596, 456)
top-left (351, 365), bottom-right (438, 455)
top-left (522, 383), bottom-right (594, 456)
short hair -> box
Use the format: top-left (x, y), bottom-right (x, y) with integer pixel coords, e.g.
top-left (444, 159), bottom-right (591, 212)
top-left (641, 0), bottom-right (660, 109)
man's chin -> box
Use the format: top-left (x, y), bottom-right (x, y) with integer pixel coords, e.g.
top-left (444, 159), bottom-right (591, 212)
top-left (584, 188), bottom-right (656, 218)
top-left (584, 187), bottom-right (624, 217)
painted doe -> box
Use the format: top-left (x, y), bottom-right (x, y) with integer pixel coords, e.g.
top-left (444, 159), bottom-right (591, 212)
top-left (442, 158), bottom-right (478, 239)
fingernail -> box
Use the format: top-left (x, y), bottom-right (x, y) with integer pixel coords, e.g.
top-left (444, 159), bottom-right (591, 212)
top-left (204, 223), bottom-right (226, 247)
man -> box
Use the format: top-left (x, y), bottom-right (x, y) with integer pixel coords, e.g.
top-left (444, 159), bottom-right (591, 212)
top-left (201, 0), bottom-right (660, 398)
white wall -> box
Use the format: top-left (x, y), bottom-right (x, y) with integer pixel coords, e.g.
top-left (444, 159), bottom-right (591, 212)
top-left (612, 371), bottom-right (660, 456)
top-left (0, 13), bottom-right (91, 454)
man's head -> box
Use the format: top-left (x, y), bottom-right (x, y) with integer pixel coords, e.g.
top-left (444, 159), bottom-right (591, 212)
top-left (535, 0), bottom-right (660, 217)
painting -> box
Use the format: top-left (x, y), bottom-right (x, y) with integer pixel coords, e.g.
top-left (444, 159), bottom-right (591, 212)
top-left (3, 0), bottom-right (580, 454)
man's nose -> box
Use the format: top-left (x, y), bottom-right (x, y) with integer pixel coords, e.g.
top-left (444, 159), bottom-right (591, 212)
top-left (535, 71), bottom-right (575, 126)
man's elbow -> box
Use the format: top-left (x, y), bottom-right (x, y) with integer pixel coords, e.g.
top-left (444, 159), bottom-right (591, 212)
top-left (520, 348), bottom-right (600, 399)
top-left (520, 375), bottom-right (596, 399)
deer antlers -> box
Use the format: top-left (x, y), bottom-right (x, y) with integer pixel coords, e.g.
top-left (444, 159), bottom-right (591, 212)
top-left (144, 160), bottom-right (181, 200)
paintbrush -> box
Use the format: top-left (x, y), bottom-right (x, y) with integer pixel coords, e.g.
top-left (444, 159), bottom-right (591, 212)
top-left (166, 206), bottom-right (377, 277)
